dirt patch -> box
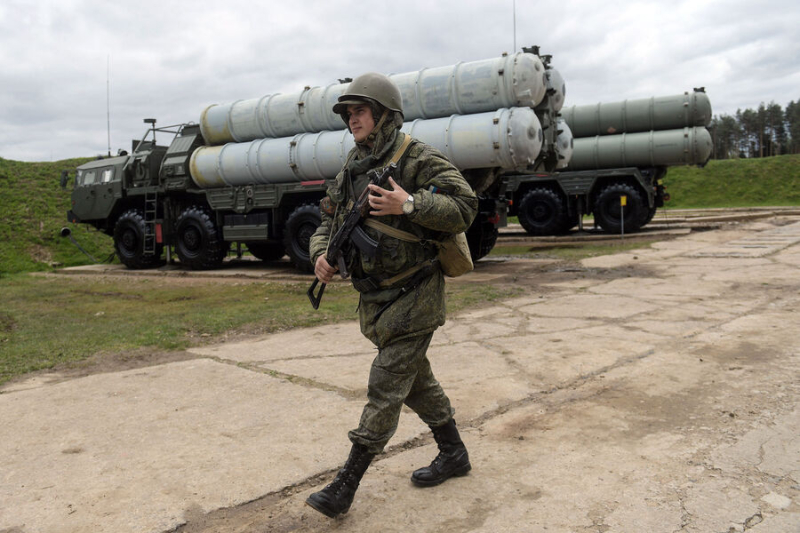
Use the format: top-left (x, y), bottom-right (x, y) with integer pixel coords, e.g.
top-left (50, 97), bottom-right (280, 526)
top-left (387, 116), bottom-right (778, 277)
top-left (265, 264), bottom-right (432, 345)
top-left (0, 348), bottom-right (201, 392)
top-left (464, 257), bottom-right (659, 291)
top-left (62, 347), bottom-right (201, 377)
top-left (28, 243), bottom-right (53, 265)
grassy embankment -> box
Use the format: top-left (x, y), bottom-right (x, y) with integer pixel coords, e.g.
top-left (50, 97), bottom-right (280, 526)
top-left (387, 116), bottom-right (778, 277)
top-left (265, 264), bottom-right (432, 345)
top-left (664, 153), bottom-right (800, 208)
top-left (1, 154), bottom-right (798, 385)
top-left (0, 157), bottom-right (111, 274)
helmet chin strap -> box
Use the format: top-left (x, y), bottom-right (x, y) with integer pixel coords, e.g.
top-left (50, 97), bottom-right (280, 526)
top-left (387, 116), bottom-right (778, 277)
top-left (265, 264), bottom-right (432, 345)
top-left (366, 109), bottom-right (390, 144)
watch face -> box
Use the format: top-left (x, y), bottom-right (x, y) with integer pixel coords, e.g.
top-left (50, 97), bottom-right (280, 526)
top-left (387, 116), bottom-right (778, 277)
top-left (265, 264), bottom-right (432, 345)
top-left (403, 195), bottom-right (414, 215)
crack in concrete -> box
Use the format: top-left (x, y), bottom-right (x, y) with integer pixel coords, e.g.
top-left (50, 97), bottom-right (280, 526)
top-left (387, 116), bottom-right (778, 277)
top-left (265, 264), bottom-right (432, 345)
top-left (167, 224), bottom-right (800, 532)
top-left (742, 511), bottom-right (764, 530)
top-left (207, 356), bottom-right (365, 400)
top-left (672, 493), bottom-right (693, 533)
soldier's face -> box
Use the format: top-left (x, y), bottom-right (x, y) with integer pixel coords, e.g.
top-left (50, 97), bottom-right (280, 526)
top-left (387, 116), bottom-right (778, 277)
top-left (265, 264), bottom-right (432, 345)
top-left (347, 104), bottom-right (375, 144)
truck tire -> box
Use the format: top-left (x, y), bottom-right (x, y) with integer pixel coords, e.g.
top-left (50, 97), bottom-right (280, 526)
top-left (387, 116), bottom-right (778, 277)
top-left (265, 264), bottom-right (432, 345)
top-left (561, 210), bottom-right (581, 233)
top-left (517, 187), bottom-right (569, 236)
top-left (113, 210), bottom-right (163, 269)
top-left (466, 221), bottom-right (498, 261)
top-left (594, 183), bottom-right (645, 234)
top-left (283, 204), bottom-right (321, 273)
top-left (246, 242), bottom-right (285, 262)
top-left (175, 206), bottom-right (228, 270)
top-left (640, 204), bottom-right (657, 227)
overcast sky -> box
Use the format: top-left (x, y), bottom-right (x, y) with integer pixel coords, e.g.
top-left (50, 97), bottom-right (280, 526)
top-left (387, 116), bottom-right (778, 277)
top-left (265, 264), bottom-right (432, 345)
top-left (1, 0), bottom-right (798, 162)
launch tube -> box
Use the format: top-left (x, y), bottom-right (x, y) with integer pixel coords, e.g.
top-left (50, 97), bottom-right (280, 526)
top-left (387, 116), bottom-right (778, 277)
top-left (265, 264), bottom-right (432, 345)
top-left (562, 90), bottom-right (712, 137)
top-left (190, 107), bottom-right (543, 189)
top-left (540, 68), bottom-right (566, 113)
top-left (555, 118), bottom-right (573, 169)
top-left (199, 52), bottom-right (547, 145)
top-left (566, 127), bottom-right (712, 171)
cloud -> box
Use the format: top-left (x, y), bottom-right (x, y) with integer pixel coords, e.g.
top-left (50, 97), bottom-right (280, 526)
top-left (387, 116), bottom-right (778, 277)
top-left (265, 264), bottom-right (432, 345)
top-left (0, 0), bottom-right (798, 161)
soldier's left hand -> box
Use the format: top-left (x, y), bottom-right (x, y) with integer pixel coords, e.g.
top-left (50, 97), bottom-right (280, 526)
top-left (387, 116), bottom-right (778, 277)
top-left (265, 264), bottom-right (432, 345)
top-left (368, 177), bottom-right (408, 216)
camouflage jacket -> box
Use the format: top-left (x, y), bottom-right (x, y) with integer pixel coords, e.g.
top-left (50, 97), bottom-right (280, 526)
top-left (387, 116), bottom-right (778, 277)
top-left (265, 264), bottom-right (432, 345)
top-left (309, 125), bottom-right (477, 285)
top-left (309, 121), bottom-right (477, 346)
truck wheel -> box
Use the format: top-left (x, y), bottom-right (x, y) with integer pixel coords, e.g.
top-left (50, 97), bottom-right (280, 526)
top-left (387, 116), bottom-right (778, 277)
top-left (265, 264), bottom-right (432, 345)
top-left (466, 221), bottom-right (498, 261)
top-left (559, 211), bottom-right (581, 233)
top-left (594, 183), bottom-right (645, 234)
top-left (246, 242), bottom-right (285, 262)
top-left (113, 210), bottom-right (163, 269)
top-left (283, 204), bottom-right (321, 273)
top-left (640, 204), bottom-right (657, 227)
top-left (175, 206), bottom-right (228, 270)
top-left (517, 187), bottom-right (568, 236)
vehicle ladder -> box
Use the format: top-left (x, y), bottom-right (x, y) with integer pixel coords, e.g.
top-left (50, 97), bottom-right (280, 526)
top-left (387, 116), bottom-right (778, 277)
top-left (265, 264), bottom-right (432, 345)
top-left (143, 189), bottom-right (158, 255)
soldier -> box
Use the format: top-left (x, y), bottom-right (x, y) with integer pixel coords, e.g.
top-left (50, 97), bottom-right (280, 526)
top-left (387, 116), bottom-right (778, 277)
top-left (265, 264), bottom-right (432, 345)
top-left (306, 72), bottom-right (478, 518)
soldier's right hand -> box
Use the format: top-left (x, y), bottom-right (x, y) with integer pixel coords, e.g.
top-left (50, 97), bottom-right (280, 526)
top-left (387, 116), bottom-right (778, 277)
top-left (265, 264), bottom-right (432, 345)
top-left (315, 255), bottom-right (339, 283)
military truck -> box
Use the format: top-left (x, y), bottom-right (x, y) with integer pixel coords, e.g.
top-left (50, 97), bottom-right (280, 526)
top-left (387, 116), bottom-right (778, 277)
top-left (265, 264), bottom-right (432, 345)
top-left (63, 49), bottom-right (569, 271)
top-left (501, 88), bottom-right (713, 235)
top-left (64, 120), bottom-right (333, 271)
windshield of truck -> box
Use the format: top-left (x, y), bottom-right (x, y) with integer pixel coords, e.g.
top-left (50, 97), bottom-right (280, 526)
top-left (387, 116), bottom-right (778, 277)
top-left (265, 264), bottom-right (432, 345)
top-left (77, 170), bottom-right (97, 186)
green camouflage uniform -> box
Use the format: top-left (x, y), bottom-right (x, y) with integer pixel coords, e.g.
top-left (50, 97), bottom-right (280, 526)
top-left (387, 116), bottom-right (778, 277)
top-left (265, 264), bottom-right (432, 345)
top-left (309, 114), bottom-right (477, 454)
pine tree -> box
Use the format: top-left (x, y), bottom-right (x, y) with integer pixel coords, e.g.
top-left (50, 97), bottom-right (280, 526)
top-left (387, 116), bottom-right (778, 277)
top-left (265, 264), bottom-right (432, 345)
top-left (787, 101), bottom-right (800, 154)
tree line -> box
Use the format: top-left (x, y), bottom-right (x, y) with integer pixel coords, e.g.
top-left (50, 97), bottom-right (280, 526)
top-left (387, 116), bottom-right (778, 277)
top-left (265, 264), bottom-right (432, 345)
top-left (709, 100), bottom-right (800, 159)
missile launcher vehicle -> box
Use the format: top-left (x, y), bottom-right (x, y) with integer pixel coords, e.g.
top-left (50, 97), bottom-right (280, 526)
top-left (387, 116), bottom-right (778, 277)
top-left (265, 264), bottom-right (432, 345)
top-left (62, 47), bottom-right (710, 272)
top-left (63, 49), bottom-right (570, 271)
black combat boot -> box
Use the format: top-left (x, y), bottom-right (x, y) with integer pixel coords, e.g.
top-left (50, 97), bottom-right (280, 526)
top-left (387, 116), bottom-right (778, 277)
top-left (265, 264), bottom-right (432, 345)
top-left (411, 418), bottom-right (471, 487)
top-left (306, 443), bottom-right (375, 518)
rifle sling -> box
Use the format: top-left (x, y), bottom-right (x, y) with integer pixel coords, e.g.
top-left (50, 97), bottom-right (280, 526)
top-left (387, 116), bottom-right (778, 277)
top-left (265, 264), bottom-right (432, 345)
top-left (388, 132), bottom-right (413, 165)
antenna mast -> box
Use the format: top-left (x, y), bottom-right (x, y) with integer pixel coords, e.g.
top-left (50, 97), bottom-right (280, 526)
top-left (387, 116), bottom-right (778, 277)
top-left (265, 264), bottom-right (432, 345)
top-left (513, 0), bottom-right (517, 52)
top-left (106, 55), bottom-right (111, 157)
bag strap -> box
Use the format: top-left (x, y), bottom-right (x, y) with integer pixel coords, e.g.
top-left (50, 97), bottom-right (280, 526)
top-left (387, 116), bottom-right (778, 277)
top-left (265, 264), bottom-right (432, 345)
top-left (379, 260), bottom-right (434, 288)
top-left (363, 218), bottom-right (421, 242)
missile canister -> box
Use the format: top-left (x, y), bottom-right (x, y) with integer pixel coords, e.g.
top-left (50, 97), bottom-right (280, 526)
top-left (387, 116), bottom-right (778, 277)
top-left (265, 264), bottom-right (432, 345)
top-left (190, 107), bottom-right (543, 188)
top-left (561, 89), bottom-right (712, 137)
top-left (555, 118), bottom-right (574, 169)
top-left (566, 127), bottom-right (712, 171)
top-left (539, 68), bottom-right (566, 112)
top-left (199, 52), bottom-right (547, 145)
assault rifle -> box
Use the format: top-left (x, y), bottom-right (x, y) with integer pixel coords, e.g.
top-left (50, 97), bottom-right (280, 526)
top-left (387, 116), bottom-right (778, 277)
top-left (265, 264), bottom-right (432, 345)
top-left (307, 163), bottom-right (398, 309)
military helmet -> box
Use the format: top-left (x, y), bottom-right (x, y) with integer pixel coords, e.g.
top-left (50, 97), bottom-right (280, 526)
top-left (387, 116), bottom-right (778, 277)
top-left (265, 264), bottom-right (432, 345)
top-left (332, 72), bottom-right (404, 119)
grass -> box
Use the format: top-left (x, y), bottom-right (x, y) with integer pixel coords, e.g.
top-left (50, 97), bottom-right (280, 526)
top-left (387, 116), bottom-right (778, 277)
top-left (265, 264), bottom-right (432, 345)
top-left (0, 273), bottom-right (521, 386)
top-left (664, 154), bottom-right (800, 208)
top-left (0, 156), bottom-right (115, 275)
top-left (0, 274), bottom-right (357, 385)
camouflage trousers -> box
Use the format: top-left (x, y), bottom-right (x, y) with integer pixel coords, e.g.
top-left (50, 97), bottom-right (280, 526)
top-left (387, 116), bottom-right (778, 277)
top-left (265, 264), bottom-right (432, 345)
top-left (348, 331), bottom-right (454, 454)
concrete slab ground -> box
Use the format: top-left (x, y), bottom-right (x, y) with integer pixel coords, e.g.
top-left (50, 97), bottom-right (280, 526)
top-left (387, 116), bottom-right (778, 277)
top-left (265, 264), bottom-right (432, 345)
top-left (2, 218), bottom-right (799, 532)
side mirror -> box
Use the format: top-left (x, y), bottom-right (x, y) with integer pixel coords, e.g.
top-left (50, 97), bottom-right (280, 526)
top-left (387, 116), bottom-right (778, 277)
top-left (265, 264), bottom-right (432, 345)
top-left (60, 170), bottom-right (70, 190)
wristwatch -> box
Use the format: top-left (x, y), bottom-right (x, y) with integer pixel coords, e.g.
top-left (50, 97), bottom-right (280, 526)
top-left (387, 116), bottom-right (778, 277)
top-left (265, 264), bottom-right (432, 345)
top-left (402, 194), bottom-right (415, 215)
